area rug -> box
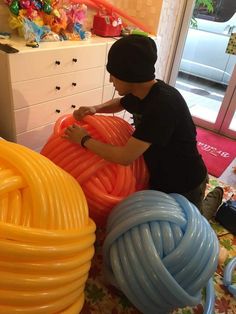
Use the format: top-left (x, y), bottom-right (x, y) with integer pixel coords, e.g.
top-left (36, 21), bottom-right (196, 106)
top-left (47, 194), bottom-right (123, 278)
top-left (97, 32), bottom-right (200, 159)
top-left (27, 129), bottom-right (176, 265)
top-left (196, 127), bottom-right (236, 177)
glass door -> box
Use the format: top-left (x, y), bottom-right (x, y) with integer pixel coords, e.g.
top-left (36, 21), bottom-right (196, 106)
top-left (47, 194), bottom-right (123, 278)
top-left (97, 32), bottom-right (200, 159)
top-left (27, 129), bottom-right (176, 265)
top-left (218, 65), bottom-right (236, 137)
top-left (169, 0), bottom-right (236, 139)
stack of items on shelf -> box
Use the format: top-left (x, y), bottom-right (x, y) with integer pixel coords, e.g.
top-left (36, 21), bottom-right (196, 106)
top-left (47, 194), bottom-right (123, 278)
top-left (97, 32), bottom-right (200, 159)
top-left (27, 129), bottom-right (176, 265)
top-left (4, 0), bottom-right (153, 47)
top-left (5, 0), bottom-right (91, 47)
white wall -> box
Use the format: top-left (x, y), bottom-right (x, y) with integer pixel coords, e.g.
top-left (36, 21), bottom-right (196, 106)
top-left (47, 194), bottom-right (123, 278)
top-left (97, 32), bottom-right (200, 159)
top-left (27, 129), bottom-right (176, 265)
top-left (155, 0), bottom-right (190, 81)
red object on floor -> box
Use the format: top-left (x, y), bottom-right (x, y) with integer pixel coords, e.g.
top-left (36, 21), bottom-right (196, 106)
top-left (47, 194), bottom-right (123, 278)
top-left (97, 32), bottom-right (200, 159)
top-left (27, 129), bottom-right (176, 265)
top-left (196, 127), bottom-right (236, 177)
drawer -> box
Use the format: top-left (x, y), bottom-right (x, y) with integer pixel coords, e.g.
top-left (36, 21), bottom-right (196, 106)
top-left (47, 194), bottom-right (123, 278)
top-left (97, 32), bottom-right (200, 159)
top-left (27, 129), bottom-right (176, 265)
top-left (17, 123), bottom-right (54, 151)
top-left (12, 67), bottom-right (104, 109)
top-left (8, 43), bottom-right (107, 82)
top-left (15, 88), bottom-right (103, 133)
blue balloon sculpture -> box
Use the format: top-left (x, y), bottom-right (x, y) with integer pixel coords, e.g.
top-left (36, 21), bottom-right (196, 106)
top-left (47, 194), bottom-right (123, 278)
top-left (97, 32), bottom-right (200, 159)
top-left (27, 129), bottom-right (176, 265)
top-left (103, 190), bottom-right (219, 314)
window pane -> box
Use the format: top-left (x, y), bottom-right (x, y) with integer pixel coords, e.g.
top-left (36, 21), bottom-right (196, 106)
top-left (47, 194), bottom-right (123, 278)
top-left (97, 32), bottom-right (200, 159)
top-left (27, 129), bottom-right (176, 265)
top-left (194, 0), bottom-right (236, 22)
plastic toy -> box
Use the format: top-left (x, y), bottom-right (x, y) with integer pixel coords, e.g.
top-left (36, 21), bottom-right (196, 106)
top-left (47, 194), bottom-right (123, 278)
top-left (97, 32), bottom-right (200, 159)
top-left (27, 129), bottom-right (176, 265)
top-left (103, 190), bottom-right (219, 313)
top-left (6, 0), bottom-right (90, 43)
top-left (0, 140), bottom-right (96, 313)
top-left (43, 7), bottom-right (68, 34)
top-left (41, 114), bottom-right (149, 227)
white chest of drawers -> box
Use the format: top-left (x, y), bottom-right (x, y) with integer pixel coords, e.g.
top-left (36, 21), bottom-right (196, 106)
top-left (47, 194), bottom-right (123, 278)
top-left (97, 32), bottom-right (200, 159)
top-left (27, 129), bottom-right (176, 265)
top-left (0, 37), bottom-right (115, 151)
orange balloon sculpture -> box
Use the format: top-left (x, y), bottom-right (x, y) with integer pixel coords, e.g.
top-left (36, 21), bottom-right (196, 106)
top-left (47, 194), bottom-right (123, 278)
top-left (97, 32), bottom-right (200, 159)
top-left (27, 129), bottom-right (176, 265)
top-left (41, 114), bottom-right (149, 227)
top-left (0, 139), bottom-right (96, 314)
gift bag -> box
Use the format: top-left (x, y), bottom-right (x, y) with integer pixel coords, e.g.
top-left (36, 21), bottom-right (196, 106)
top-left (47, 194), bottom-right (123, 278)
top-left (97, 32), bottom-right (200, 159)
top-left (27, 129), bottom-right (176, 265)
top-left (92, 11), bottom-right (122, 37)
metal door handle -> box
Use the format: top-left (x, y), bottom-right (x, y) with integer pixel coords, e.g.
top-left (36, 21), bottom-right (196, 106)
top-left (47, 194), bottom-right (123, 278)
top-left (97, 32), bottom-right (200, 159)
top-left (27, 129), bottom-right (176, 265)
top-left (229, 25), bottom-right (236, 34)
top-left (224, 25), bottom-right (231, 34)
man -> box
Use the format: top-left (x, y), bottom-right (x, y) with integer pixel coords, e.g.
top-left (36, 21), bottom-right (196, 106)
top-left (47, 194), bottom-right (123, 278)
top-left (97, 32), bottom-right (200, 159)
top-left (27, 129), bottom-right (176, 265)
top-left (64, 34), bottom-right (223, 219)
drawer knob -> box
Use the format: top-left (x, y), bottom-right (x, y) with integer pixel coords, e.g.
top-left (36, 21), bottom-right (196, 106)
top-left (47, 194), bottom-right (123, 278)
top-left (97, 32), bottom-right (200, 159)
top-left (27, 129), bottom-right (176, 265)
top-left (72, 58), bottom-right (78, 63)
top-left (55, 60), bottom-right (61, 65)
top-left (55, 109), bottom-right (61, 113)
top-left (72, 82), bottom-right (77, 86)
top-left (71, 105), bottom-right (76, 108)
top-left (55, 86), bottom-right (61, 90)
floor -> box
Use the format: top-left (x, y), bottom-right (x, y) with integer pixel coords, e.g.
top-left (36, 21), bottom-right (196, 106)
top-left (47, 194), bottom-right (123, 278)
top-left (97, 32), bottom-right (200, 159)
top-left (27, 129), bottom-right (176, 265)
top-left (219, 157), bottom-right (236, 188)
top-left (176, 73), bottom-right (236, 187)
top-left (176, 72), bottom-right (236, 131)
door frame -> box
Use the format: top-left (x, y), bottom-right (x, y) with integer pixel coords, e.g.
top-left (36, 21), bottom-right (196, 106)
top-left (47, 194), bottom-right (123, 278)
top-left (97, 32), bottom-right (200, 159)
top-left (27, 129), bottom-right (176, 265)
top-left (168, 0), bottom-right (195, 86)
top-left (219, 65), bottom-right (236, 138)
top-left (168, 0), bottom-right (236, 139)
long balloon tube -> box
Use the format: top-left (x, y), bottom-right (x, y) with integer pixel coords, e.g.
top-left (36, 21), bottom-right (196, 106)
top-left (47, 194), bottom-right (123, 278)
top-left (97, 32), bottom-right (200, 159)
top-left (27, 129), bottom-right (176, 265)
top-left (204, 278), bottom-right (215, 314)
top-left (103, 191), bottom-right (219, 313)
top-left (41, 114), bottom-right (149, 227)
top-left (0, 140), bottom-right (96, 313)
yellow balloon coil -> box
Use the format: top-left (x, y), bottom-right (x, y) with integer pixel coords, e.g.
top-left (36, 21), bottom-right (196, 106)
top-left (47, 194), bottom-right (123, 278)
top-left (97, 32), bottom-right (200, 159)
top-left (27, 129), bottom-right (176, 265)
top-left (0, 140), bottom-right (96, 314)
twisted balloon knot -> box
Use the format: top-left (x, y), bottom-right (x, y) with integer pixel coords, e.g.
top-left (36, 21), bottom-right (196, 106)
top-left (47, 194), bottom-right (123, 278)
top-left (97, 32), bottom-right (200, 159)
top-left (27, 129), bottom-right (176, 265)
top-left (41, 114), bottom-right (149, 227)
top-left (103, 190), bottom-right (219, 314)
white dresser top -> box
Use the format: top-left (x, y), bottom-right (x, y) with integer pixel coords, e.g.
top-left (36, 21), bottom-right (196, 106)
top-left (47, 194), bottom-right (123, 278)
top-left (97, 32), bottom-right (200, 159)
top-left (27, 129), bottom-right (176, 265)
top-left (0, 35), bottom-right (117, 53)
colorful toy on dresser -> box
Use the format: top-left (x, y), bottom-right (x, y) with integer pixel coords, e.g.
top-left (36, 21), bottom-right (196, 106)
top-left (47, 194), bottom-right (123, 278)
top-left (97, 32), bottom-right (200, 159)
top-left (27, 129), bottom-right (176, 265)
top-left (4, 0), bottom-right (153, 47)
top-left (5, 0), bottom-right (90, 47)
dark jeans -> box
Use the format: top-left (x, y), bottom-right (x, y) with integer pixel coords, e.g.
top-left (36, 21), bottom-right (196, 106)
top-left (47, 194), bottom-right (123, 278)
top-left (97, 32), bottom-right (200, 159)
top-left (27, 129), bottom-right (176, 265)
top-left (182, 174), bottom-right (223, 220)
top-left (182, 174), bottom-right (209, 214)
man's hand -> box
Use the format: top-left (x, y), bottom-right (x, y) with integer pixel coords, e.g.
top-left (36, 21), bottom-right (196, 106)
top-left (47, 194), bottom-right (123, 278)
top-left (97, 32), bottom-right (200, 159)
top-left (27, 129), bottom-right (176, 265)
top-left (63, 124), bottom-right (88, 144)
top-left (73, 106), bottom-right (96, 121)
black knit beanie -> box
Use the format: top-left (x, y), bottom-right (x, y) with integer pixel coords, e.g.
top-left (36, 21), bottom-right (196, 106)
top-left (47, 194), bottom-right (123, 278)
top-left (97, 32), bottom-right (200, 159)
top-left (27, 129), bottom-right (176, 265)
top-left (106, 35), bottom-right (157, 83)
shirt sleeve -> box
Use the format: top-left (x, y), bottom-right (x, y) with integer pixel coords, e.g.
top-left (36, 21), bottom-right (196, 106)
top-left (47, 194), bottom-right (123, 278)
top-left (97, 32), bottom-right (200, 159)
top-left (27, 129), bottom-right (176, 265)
top-left (120, 94), bottom-right (142, 114)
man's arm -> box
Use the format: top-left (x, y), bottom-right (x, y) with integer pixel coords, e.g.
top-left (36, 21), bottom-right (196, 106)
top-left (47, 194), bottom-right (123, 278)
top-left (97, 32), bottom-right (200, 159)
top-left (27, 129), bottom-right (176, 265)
top-left (84, 136), bottom-right (150, 165)
top-left (63, 125), bottom-right (151, 166)
top-left (73, 98), bottom-right (124, 120)
top-left (94, 97), bottom-right (123, 114)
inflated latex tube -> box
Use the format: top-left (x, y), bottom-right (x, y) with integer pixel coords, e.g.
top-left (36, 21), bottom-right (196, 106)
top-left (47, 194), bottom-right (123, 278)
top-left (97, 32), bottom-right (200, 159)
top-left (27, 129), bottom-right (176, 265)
top-left (0, 140), bottom-right (96, 314)
top-left (204, 278), bottom-right (215, 314)
top-left (223, 257), bottom-right (236, 298)
top-left (41, 114), bottom-right (149, 227)
top-left (103, 190), bottom-right (219, 314)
